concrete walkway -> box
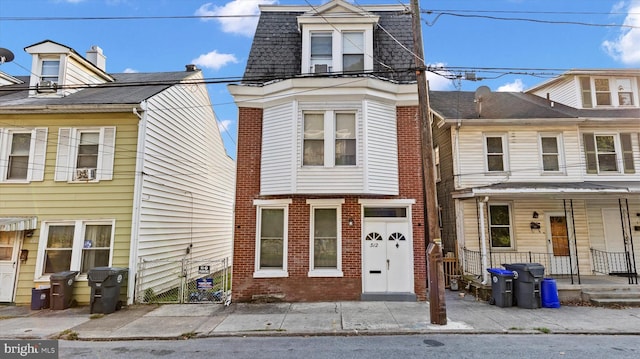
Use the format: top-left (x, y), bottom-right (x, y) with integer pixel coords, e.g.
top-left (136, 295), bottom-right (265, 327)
top-left (1, 291), bottom-right (640, 340)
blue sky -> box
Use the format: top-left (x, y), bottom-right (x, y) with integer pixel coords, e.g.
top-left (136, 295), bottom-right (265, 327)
top-left (1, 0), bottom-right (639, 158)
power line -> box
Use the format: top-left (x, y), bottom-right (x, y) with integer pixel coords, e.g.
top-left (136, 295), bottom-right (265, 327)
top-left (422, 11), bottom-right (640, 29)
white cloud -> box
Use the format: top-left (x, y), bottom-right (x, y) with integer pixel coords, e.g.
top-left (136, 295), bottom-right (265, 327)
top-left (191, 51), bottom-right (238, 71)
top-left (195, 0), bottom-right (276, 37)
top-left (426, 63), bottom-right (454, 90)
top-left (218, 119), bottom-right (233, 134)
top-left (602, 0), bottom-right (640, 65)
top-left (497, 79), bottom-right (525, 92)
top-left (123, 68), bottom-right (138, 73)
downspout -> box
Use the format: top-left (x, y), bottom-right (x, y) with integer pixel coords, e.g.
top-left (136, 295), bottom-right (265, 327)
top-left (453, 121), bottom-right (461, 189)
top-left (478, 196), bottom-right (490, 285)
top-left (127, 100), bottom-right (148, 305)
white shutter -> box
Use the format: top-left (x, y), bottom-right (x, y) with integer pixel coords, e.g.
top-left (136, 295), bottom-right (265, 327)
top-left (99, 127), bottom-right (116, 180)
top-left (30, 128), bottom-right (48, 181)
top-left (0, 129), bottom-right (7, 181)
top-left (54, 128), bottom-right (72, 181)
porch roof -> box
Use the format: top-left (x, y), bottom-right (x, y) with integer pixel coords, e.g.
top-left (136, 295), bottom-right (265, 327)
top-left (0, 217), bottom-right (38, 232)
top-left (451, 182), bottom-right (637, 199)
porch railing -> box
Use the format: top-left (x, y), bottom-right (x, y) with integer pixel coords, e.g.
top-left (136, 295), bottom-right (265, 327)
top-left (590, 248), bottom-right (638, 284)
top-left (461, 248), bottom-right (575, 278)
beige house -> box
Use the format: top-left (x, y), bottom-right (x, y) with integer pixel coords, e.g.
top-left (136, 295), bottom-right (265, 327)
top-left (0, 40), bottom-right (235, 306)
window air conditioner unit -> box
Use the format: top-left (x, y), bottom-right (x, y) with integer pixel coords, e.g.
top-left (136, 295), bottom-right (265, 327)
top-left (75, 168), bottom-right (96, 181)
top-left (314, 64), bottom-right (329, 74)
top-left (37, 80), bottom-right (58, 93)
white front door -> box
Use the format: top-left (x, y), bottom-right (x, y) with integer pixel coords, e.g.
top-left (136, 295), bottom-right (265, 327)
top-left (0, 231), bottom-right (21, 302)
top-left (545, 214), bottom-right (571, 274)
top-left (362, 219), bottom-right (413, 294)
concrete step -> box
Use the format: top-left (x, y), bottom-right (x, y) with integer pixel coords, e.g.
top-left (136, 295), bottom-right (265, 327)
top-left (584, 290), bottom-right (640, 299)
top-left (589, 298), bottom-right (640, 307)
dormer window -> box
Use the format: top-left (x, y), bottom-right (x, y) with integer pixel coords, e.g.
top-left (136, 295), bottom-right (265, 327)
top-left (342, 32), bottom-right (364, 73)
top-left (41, 60), bottom-right (60, 84)
top-left (311, 33), bottom-right (332, 73)
top-left (579, 76), bottom-right (637, 108)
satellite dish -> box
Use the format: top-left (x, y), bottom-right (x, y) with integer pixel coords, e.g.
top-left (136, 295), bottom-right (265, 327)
top-left (474, 85), bottom-right (491, 101)
top-left (0, 48), bottom-right (15, 64)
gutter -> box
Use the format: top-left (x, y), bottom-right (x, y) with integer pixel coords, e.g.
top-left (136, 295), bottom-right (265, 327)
top-left (127, 101), bottom-right (147, 305)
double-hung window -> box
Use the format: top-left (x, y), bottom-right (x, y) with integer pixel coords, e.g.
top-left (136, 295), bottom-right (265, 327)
top-left (303, 111), bottom-right (357, 167)
top-left (41, 60), bottom-right (60, 84)
top-left (0, 128), bottom-right (47, 182)
top-left (254, 199), bottom-right (291, 278)
top-left (342, 32), bottom-right (364, 73)
top-left (308, 199), bottom-right (343, 277)
top-left (539, 134), bottom-right (564, 173)
top-left (488, 204), bottom-right (513, 249)
top-left (36, 220), bottom-right (114, 279)
top-left (310, 32), bottom-right (332, 73)
top-left (579, 76), bottom-right (637, 108)
top-left (55, 127), bottom-right (115, 182)
top-left (484, 134), bottom-right (507, 173)
top-left (583, 133), bottom-right (636, 174)
top-left (7, 133), bottom-right (31, 180)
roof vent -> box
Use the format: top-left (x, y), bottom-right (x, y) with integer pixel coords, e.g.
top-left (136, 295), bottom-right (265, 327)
top-left (185, 64), bottom-right (197, 72)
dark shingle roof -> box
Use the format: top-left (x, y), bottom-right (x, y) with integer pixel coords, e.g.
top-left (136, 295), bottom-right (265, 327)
top-left (0, 71), bottom-right (193, 108)
top-left (242, 9), bottom-right (416, 84)
top-left (429, 90), bottom-right (578, 120)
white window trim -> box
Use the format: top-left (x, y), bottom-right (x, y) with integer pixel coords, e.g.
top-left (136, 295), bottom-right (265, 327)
top-left (585, 76), bottom-right (639, 108)
top-left (538, 133), bottom-right (566, 175)
top-left (301, 110), bottom-right (358, 168)
top-left (253, 199), bottom-right (291, 278)
top-left (54, 127), bottom-right (115, 182)
top-left (34, 219), bottom-right (116, 282)
top-left (488, 203), bottom-right (514, 251)
top-left (434, 145), bottom-right (441, 182)
top-left (483, 133), bottom-right (509, 174)
top-left (0, 127), bottom-right (47, 183)
top-left (307, 198), bottom-right (344, 277)
top-left (301, 24), bottom-right (374, 75)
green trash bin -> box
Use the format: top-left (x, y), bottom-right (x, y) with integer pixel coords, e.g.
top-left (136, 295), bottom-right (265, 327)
top-left (87, 267), bottom-right (128, 314)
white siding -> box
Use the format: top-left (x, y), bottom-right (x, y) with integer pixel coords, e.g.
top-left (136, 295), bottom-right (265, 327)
top-left (295, 101), bottom-right (366, 194)
top-left (260, 102), bottom-right (296, 195)
top-left (456, 124), bottom-right (594, 189)
top-left (530, 76), bottom-right (579, 108)
top-left (364, 99), bottom-right (399, 194)
top-left (63, 57), bottom-right (108, 95)
top-left (136, 72), bottom-right (235, 267)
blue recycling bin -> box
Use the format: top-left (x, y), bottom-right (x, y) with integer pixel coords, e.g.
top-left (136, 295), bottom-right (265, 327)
top-left (487, 268), bottom-right (515, 307)
top-left (541, 278), bottom-right (560, 308)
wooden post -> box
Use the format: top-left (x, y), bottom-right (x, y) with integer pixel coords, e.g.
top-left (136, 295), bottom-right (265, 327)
top-left (410, 0), bottom-right (447, 325)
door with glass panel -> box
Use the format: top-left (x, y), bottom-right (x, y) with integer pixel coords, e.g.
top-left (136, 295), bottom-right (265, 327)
top-left (0, 231), bottom-right (20, 302)
top-left (362, 210), bottom-right (412, 294)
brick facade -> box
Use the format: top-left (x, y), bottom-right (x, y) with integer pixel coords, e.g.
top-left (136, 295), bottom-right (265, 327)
top-left (232, 105), bottom-right (427, 302)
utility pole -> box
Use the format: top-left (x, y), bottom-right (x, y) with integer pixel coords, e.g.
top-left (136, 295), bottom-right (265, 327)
top-left (410, 0), bottom-right (447, 325)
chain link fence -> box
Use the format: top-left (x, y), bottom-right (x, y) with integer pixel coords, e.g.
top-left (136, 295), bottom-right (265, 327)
top-left (136, 257), bottom-right (231, 304)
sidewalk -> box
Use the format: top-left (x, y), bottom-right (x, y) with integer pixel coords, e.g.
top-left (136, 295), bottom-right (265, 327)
top-left (1, 290), bottom-right (640, 340)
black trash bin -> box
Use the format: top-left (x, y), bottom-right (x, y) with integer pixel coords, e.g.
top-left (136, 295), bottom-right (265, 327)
top-left (487, 268), bottom-right (514, 307)
top-left (87, 267), bottom-right (128, 314)
top-left (31, 287), bottom-right (50, 310)
top-left (50, 271), bottom-right (78, 310)
top-left (502, 263), bottom-right (545, 309)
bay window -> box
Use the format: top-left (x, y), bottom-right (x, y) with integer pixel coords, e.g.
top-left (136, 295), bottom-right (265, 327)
top-left (303, 111), bottom-right (357, 167)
